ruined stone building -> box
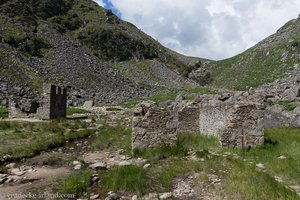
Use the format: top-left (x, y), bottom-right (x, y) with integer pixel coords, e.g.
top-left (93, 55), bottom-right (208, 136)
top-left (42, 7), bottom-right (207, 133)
top-left (37, 84), bottom-right (67, 119)
top-left (132, 100), bottom-right (265, 151)
top-left (9, 84), bottom-right (67, 119)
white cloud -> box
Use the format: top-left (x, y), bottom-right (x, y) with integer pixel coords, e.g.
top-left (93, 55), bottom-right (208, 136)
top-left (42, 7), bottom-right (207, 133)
top-left (93, 0), bottom-right (105, 7)
top-left (109, 0), bottom-right (300, 60)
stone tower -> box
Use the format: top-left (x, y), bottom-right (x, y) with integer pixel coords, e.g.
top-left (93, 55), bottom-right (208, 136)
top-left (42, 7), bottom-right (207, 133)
top-left (37, 84), bottom-right (67, 119)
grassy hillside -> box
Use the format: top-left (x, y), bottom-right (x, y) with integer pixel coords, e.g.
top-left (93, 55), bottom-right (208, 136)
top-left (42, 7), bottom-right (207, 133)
top-left (208, 16), bottom-right (300, 90)
top-left (0, 0), bottom-right (203, 105)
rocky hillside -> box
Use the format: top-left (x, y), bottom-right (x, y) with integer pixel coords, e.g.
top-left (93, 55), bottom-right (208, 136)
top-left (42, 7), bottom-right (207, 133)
top-left (0, 0), bottom-right (199, 106)
top-left (191, 15), bottom-right (300, 91)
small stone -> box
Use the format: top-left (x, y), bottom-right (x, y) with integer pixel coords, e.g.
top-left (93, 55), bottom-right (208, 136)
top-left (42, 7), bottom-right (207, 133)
top-left (143, 164), bottom-right (151, 169)
top-left (274, 176), bottom-right (283, 183)
top-left (118, 161), bottom-right (131, 166)
top-left (277, 155), bottom-right (287, 160)
top-left (73, 161), bottom-right (81, 165)
top-left (5, 163), bottom-right (16, 169)
top-left (0, 177), bottom-right (8, 184)
top-left (159, 192), bottom-right (172, 199)
top-left (5, 178), bottom-right (13, 183)
top-left (90, 194), bottom-right (100, 200)
top-left (256, 163), bottom-right (266, 169)
top-left (92, 177), bottom-right (99, 183)
top-left (89, 162), bottom-right (107, 170)
top-left (131, 195), bottom-right (138, 200)
top-left (74, 165), bottom-right (82, 170)
top-left (9, 168), bottom-right (22, 175)
top-left (143, 193), bottom-right (159, 200)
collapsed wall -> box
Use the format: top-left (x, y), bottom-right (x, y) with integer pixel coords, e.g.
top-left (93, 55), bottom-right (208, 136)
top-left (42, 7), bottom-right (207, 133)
top-left (132, 102), bottom-right (178, 150)
top-left (199, 102), bottom-right (264, 148)
top-left (8, 84), bottom-right (67, 120)
top-left (132, 100), bottom-right (265, 150)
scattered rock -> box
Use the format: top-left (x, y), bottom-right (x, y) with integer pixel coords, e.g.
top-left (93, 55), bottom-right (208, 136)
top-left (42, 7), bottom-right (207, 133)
top-left (159, 192), bottom-right (172, 199)
top-left (131, 195), bottom-right (138, 200)
top-left (277, 155), bottom-right (287, 160)
top-left (143, 163), bottom-right (151, 169)
top-left (256, 163), bottom-right (266, 170)
top-left (5, 163), bottom-right (16, 169)
top-left (72, 161), bottom-right (81, 165)
top-left (143, 193), bottom-right (159, 200)
top-left (89, 162), bottom-right (107, 170)
top-left (118, 161), bottom-right (131, 166)
top-left (90, 194), bottom-right (100, 200)
top-left (74, 164), bottom-right (82, 170)
top-left (208, 174), bottom-right (221, 185)
top-left (83, 100), bottom-right (94, 108)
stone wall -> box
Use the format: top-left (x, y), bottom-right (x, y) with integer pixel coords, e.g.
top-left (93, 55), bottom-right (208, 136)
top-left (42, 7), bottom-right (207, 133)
top-left (177, 102), bottom-right (200, 133)
top-left (132, 100), bottom-right (265, 150)
top-left (132, 102), bottom-right (178, 150)
top-left (199, 103), bottom-right (235, 137)
top-left (199, 102), bottom-right (264, 148)
top-left (37, 84), bottom-right (67, 119)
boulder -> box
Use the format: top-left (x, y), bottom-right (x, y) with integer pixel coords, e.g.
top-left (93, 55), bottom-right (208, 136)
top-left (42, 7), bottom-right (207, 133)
top-left (83, 100), bottom-right (94, 108)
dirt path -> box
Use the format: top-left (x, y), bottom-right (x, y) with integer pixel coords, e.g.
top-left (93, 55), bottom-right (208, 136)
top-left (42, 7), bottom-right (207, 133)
top-left (0, 167), bottom-right (70, 200)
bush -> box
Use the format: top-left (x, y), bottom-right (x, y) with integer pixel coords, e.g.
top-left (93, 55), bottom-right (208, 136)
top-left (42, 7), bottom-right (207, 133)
top-left (3, 34), bottom-right (50, 57)
top-left (30, 0), bottom-right (74, 19)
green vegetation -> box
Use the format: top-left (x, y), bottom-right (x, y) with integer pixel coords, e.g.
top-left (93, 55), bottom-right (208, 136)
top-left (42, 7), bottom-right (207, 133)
top-left (210, 28), bottom-right (300, 90)
top-left (121, 87), bottom-right (217, 108)
top-left (130, 129), bottom-right (300, 198)
top-left (233, 128), bottom-right (300, 187)
top-left (56, 169), bottom-right (92, 197)
top-left (134, 134), bottom-right (219, 160)
top-left (67, 107), bottom-right (90, 115)
top-left (100, 165), bottom-right (150, 195)
top-left (91, 124), bottom-right (131, 154)
top-left (0, 120), bottom-right (96, 160)
top-left (0, 106), bottom-right (8, 118)
top-left (78, 29), bottom-right (158, 61)
top-left (275, 101), bottom-right (298, 111)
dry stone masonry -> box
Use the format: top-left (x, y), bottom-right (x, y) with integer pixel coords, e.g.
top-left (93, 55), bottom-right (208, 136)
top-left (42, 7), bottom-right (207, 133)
top-left (199, 102), bottom-right (264, 148)
top-left (132, 101), bottom-right (178, 150)
top-left (8, 84), bottom-right (67, 120)
top-left (132, 100), bottom-right (265, 150)
top-left (37, 84), bottom-right (67, 119)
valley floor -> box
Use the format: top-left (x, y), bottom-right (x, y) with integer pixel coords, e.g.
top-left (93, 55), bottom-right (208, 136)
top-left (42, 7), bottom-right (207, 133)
top-left (0, 109), bottom-right (299, 200)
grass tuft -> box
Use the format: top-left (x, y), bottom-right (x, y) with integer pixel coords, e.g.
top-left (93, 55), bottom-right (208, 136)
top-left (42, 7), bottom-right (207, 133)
top-left (100, 165), bottom-right (150, 195)
top-left (67, 107), bottom-right (90, 115)
top-left (57, 169), bottom-right (92, 197)
top-left (275, 101), bottom-right (298, 111)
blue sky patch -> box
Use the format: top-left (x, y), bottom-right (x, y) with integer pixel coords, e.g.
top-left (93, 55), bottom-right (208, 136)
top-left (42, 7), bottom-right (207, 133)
top-left (103, 0), bottom-right (122, 18)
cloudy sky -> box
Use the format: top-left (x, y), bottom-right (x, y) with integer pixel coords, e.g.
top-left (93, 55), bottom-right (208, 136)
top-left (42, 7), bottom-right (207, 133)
top-left (94, 0), bottom-right (300, 60)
